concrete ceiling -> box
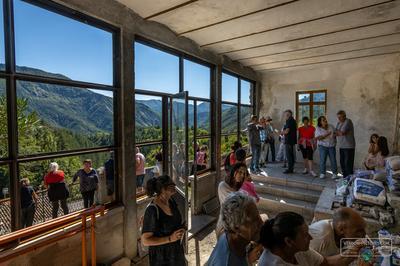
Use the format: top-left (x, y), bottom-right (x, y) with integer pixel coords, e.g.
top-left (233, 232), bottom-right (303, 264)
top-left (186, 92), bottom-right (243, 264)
top-left (117, 0), bottom-right (400, 72)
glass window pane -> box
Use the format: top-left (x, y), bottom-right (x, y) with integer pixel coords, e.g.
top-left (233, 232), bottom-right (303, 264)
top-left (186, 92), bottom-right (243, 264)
top-left (184, 59), bottom-right (210, 99)
top-left (17, 81), bottom-right (114, 155)
top-left (135, 94), bottom-right (162, 143)
top-left (240, 80), bottom-right (252, 105)
top-left (197, 101), bottom-right (210, 136)
top-left (313, 105), bottom-right (326, 126)
top-left (313, 92), bottom-right (326, 102)
top-left (298, 93), bottom-right (310, 103)
top-left (14, 0), bottom-right (113, 85)
top-left (0, 1), bottom-right (4, 70)
top-left (222, 104), bottom-right (237, 134)
top-left (222, 73), bottom-right (238, 103)
top-left (0, 79), bottom-right (7, 158)
top-left (136, 144), bottom-right (163, 192)
top-left (297, 105), bottom-right (310, 125)
top-left (240, 106), bottom-right (252, 131)
top-left (135, 42), bottom-right (179, 94)
top-left (18, 152), bottom-right (116, 225)
top-left (221, 134), bottom-right (237, 164)
top-left (240, 132), bottom-right (250, 155)
top-left (0, 165), bottom-right (10, 235)
top-left (189, 138), bottom-right (211, 174)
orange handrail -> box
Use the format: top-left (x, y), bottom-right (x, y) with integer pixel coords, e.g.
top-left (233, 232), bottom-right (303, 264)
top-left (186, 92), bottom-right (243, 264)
top-left (0, 205), bottom-right (102, 247)
top-left (0, 205), bottom-right (105, 265)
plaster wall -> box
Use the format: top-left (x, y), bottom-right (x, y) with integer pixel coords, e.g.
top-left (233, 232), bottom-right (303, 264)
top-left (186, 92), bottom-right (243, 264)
top-left (260, 54), bottom-right (400, 169)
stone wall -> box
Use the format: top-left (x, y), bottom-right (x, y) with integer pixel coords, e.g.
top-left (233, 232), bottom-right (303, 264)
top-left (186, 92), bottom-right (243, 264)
top-left (260, 54), bottom-right (400, 168)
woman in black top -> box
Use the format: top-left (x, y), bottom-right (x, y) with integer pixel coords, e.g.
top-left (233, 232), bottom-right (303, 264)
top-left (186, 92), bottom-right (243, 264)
top-left (142, 175), bottom-right (186, 266)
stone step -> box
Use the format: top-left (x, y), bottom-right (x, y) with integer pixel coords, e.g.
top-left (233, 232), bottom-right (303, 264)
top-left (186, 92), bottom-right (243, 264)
top-left (257, 192), bottom-right (316, 222)
top-left (250, 172), bottom-right (325, 192)
top-left (253, 181), bottom-right (321, 203)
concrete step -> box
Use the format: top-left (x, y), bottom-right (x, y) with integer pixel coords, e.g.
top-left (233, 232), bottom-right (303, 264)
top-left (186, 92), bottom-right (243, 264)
top-left (253, 181), bottom-right (321, 203)
top-left (257, 192), bottom-right (316, 222)
top-left (250, 172), bottom-right (325, 192)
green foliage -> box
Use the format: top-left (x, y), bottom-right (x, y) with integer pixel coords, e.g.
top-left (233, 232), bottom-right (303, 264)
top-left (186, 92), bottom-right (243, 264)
top-left (0, 95), bottom-right (110, 198)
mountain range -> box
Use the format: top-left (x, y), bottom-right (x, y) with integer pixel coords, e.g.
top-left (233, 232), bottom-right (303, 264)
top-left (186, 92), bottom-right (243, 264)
top-left (1, 65), bottom-right (243, 134)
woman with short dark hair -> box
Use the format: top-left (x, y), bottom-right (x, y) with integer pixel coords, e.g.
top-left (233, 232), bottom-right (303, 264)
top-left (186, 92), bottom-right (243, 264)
top-left (258, 212), bottom-right (325, 266)
top-left (298, 117), bottom-right (316, 177)
top-left (141, 175), bottom-right (186, 266)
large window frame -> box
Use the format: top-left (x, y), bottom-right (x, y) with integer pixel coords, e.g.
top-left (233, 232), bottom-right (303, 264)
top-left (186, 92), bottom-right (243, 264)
top-left (220, 70), bottom-right (255, 161)
top-left (134, 37), bottom-right (216, 182)
top-left (0, 0), bottom-right (120, 233)
top-left (295, 90), bottom-right (327, 126)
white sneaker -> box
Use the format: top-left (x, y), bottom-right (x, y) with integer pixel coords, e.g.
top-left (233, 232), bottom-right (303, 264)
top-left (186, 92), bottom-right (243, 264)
top-left (302, 168), bottom-right (308, 174)
top-left (310, 171), bottom-right (317, 177)
top-left (319, 174), bottom-right (326, 179)
top-left (332, 174), bottom-right (338, 179)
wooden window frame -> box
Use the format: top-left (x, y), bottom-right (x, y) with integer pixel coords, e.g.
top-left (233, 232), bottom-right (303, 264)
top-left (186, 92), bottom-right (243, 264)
top-left (295, 90), bottom-right (327, 126)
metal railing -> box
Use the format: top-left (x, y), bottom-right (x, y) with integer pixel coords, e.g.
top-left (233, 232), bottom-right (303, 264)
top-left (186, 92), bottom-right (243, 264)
top-left (0, 205), bottom-right (105, 266)
top-left (0, 183), bottom-right (84, 236)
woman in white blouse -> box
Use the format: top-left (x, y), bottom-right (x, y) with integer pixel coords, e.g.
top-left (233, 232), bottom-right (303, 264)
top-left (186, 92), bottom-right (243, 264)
top-left (315, 116), bottom-right (338, 179)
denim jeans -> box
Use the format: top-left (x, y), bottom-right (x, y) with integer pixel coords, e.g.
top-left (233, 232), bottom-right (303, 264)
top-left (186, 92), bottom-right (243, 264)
top-left (340, 148), bottom-right (355, 178)
top-left (318, 145), bottom-right (338, 175)
top-left (251, 144), bottom-right (261, 171)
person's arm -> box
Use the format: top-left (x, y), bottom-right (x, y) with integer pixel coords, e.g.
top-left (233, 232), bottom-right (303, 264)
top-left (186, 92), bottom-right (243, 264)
top-left (43, 174), bottom-right (49, 188)
top-left (32, 190), bottom-right (38, 203)
top-left (141, 206), bottom-right (185, 246)
top-left (337, 120), bottom-right (352, 136)
top-left (142, 229), bottom-right (185, 247)
top-left (72, 171), bottom-right (78, 183)
top-left (321, 254), bottom-right (356, 266)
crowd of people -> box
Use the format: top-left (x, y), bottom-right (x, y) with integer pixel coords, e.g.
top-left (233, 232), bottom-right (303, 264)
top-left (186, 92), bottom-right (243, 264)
top-left (246, 109), bottom-right (390, 179)
top-left (141, 173), bottom-right (372, 266)
top-left (207, 191), bottom-right (369, 266)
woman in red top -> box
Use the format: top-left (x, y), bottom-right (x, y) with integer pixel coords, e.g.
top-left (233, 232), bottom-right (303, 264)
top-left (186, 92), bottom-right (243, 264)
top-left (44, 162), bottom-right (69, 218)
top-left (298, 117), bottom-right (317, 177)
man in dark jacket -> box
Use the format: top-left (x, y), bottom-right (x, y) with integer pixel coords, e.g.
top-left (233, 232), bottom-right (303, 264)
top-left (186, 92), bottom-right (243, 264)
top-left (282, 110), bottom-right (297, 174)
top-left (247, 115), bottom-right (261, 173)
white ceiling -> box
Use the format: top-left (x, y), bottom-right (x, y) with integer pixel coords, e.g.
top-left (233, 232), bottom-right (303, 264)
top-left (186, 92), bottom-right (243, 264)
top-left (117, 0), bottom-right (400, 72)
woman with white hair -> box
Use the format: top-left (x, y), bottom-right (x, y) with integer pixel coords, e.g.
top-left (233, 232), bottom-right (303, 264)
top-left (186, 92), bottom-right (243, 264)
top-left (44, 162), bottom-right (69, 218)
top-left (208, 192), bottom-right (264, 265)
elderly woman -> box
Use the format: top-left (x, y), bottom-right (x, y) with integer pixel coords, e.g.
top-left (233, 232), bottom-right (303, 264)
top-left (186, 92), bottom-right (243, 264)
top-left (208, 192), bottom-right (264, 266)
top-left (44, 162), bottom-right (69, 218)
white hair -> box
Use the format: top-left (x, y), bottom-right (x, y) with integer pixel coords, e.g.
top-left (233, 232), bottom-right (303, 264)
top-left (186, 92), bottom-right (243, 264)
top-left (221, 192), bottom-right (255, 232)
top-left (49, 162), bottom-right (59, 173)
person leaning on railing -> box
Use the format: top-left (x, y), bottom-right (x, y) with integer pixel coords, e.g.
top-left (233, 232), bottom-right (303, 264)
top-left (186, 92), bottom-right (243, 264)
top-left (72, 159), bottom-right (99, 209)
top-left (44, 162), bottom-right (69, 219)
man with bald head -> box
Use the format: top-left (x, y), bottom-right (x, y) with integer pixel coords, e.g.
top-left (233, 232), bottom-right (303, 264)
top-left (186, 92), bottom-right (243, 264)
top-left (309, 207), bottom-right (366, 265)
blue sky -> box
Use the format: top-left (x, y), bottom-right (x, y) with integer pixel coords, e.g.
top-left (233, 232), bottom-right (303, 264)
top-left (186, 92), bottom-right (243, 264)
top-left (0, 1), bottom-right (246, 101)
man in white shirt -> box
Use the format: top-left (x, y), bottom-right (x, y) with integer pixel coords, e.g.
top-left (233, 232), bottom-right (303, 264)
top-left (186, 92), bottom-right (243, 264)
top-left (309, 207), bottom-right (367, 265)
